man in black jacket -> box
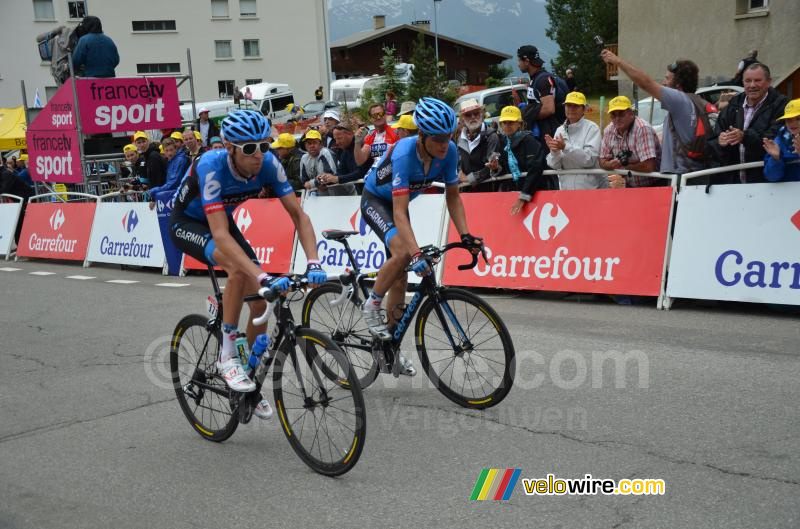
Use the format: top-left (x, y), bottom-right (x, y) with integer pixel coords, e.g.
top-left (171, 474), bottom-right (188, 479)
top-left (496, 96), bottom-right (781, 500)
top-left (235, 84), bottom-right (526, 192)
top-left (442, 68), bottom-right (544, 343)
top-left (456, 99), bottom-right (500, 192)
top-left (0, 166), bottom-right (34, 244)
top-left (517, 44), bottom-right (564, 140)
top-left (317, 122), bottom-right (371, 191)
top-left (133, 131), bottom-right (166, 189)
top-left (710, 63), bottom-right (788, 184)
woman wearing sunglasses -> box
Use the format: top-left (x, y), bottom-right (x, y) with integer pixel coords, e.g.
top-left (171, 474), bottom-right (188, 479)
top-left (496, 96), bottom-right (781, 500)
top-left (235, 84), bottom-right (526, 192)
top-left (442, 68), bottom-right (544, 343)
top-left (168, 110), bottom-right (327, 416)
top-left (359, 98), bottom-right (485, 374)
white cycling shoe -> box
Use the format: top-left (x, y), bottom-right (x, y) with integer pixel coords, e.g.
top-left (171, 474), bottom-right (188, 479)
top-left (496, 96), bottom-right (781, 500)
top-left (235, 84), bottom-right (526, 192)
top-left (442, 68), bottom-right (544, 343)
top-left (216, 358), bottom-right (256, 393)
top-left (254, 397), bottom-right (274, 420)
top-left (398, 352), bottom-right (417, 377)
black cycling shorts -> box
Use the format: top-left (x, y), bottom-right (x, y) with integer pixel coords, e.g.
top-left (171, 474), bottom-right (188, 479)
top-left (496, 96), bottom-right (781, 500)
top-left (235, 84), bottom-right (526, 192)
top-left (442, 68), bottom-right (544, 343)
top-left (169, 211), bottom-right (258, 267)
top-left (360, 190), bottom-right (398, 255)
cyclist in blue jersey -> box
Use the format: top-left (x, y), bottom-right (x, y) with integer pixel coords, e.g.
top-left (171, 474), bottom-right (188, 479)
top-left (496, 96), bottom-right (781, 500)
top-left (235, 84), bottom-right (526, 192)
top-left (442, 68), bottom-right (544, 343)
top-left (169, 110), bottom-right (326, 419)
top-left (360, 98), bottom-right (484, 374)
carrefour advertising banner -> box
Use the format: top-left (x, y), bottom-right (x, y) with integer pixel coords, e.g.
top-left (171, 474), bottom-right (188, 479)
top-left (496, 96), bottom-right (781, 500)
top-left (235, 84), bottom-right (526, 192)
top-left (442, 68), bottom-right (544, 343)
top-left (76, 77), bottom-right (182, 134)
top-left (86, 203), bottom-right (165, 267)
top-left (667, 183), bottom-right (800, 305)
top-left (293, 194), bottom-right (446, 283)
top-left (0, 202), bottom-right (22, 257)
top-left (442, 189), bottom-right (673, 295)
top-left (17, 202), bottom-right (96, 261)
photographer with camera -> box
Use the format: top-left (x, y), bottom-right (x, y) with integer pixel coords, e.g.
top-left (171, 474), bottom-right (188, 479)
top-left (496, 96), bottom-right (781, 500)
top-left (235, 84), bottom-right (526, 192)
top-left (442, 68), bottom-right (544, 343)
top-left (599, 96), bottom-right (662, 188)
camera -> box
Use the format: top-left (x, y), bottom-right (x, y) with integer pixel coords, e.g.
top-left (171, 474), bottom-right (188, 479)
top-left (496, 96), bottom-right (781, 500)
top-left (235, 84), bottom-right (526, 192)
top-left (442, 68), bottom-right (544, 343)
top-left (615, 149), bottom-right (633, 167)
top-left (594, 35), bottom-right (605, 50)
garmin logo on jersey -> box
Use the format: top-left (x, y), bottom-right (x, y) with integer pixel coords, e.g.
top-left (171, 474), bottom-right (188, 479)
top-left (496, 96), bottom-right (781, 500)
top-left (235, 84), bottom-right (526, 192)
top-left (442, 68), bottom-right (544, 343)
top-left (365, 206), bottom-right (388, 233)
top-left (121, 209), bottom-right (139, 233)
top-left (203, 174), bottom-right (221, 201)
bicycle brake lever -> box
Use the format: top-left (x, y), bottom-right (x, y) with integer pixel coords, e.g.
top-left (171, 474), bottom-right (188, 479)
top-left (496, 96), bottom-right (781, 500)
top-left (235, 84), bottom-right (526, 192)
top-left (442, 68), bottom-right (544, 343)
top-left (252, 300), bottom-right (276, 326)
top-left (329, 285), bottom-right (350, 307)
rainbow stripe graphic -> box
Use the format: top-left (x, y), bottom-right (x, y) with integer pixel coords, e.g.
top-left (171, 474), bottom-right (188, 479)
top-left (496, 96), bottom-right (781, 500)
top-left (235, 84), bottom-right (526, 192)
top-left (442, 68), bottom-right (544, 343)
top-left (470, 469), bottom-right (522, 500)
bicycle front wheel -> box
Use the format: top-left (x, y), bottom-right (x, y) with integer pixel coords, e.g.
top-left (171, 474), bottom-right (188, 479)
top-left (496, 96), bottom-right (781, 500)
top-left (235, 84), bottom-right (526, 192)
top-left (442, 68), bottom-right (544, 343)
top-left (415, 288), bottom-right (515, 409)
top-left (170, 314), bottom-right (238, 442)
top-left (272, 328), bottom-right (366, 476)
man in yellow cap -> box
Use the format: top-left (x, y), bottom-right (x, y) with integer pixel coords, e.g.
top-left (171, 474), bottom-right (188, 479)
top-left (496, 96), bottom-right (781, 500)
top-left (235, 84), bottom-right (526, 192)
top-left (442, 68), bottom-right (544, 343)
top-left (456, 98), bottom-right (499, 191)
top-left (545, 91), bottom-right (605, 190)
top-left (488, 106), bottom-right (556, 214)
top-left (599, 96), bottom-right (662, 188)
top-left (170, 131), bottom-right (185, 151)
top-left (132, 131), bottom-right (166, 188)
top-left (300, 129), bottom-right (355, 195)
top-left (391, 114), bottom-right (418, 140)
top-left (763, 98), bottom-right (800, 182)
top-left (268, 133), bottom-right (303, 191)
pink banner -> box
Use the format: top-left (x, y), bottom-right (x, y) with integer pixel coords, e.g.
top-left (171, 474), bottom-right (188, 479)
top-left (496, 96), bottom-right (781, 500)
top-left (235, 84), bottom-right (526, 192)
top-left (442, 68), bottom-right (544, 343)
top-left (76, 77), bottom-right (182, 134)
top-left (28, 82), bottom-right (76, 132)
top-left (27, 129), bottom-right (82, 183)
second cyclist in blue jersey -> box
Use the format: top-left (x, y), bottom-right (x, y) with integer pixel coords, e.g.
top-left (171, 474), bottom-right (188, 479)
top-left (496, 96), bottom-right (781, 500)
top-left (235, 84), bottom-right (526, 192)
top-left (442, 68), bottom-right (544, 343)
top-left (360, 98), bottom-right (484, 374)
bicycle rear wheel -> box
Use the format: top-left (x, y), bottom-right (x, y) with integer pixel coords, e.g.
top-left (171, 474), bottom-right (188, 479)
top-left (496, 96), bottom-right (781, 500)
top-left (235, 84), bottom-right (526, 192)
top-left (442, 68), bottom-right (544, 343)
top-left (272, 328), bottom-right (366, 476)
top-left (171, 314), bottom-right (238, 442)
top-left (416, 288), bottom-right (515, 409)
top-left (301, 282), bottom-right (379, 389)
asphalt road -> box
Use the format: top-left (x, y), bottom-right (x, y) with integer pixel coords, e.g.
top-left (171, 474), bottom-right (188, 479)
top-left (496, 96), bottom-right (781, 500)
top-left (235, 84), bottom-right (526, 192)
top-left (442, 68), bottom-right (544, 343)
top-left (1, 260), bottom-right (798, 529)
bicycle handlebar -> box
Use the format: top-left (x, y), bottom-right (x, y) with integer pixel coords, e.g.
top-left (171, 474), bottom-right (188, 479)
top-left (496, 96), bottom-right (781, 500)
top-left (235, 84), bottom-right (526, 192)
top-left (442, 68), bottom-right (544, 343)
top-left (416, 242), bottom-right (489, 272)
top-left (251, 276), bottom-right (309, 326)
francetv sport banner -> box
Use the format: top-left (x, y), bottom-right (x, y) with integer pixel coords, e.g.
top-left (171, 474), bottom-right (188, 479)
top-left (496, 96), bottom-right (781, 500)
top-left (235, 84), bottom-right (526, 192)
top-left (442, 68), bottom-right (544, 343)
top-left (26, 82), bottom-right (82, 183)
top-left (76, 77), bottom-right (182, 134)
top-left (442, 189), bottom-right (673, 296)
top-left (17, 202), bottom-right (96, 261)
top-left (667, 182), bottom-right (800, 306)
top-left (293, 194), bottom-right (446, 283)
top-left (86, 202), bottom-right (165, 268)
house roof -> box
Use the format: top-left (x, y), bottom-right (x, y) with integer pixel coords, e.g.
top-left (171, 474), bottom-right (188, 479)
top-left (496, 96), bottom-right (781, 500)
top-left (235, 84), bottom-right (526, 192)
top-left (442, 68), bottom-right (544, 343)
top-left (330, 24), bottom-right (511, 60)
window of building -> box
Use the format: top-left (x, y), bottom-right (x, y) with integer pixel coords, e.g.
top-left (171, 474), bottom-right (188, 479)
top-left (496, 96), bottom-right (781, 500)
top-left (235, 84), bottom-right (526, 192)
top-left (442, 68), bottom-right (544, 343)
top-left (243, 39), bottom-right (260, 58)
top-left (240, 0), bottom-right (257, 16)
top-left (215, 40), bottom-right (233, 59)
top-left (749, 0), bottom-right (768, 10)
top-left (67, 0), bottom-right (86, 19)
top-left (132, 20), bottom-right (177, 32)
top-left (211, 0), bottom-right (229, 18)
top-left (218, 80), bottom-right (235, 98)
top-left (33, 0), bottom-right (55, 21)
top-left (454, 45), bottom-right (465, 57)
top-left (245, 78), bottom-right (262, 86)
top-left (137, 63), bottom-right (181, 74)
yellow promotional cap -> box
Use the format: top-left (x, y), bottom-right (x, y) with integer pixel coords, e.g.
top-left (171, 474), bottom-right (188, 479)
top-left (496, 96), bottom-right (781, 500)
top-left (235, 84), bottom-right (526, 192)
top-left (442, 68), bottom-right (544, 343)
top-left (271, 133), bottom-right (296, 149)
top-left (304, 130), bottom-right (322, 141)
top-left (777, 98), bottom-right (800, 121)
top-left (391, 115), bottom-right (418, 130)
top-left (133, 131), bottom-right (149, 141)
top-left (498, 106), bottom-right (523, 122)
top-left (607, 95), bottom-right (633, 113)
top-left (123, 144), bottom-right (137, 153)
top-left (564, 91), bottom-right (587, 106)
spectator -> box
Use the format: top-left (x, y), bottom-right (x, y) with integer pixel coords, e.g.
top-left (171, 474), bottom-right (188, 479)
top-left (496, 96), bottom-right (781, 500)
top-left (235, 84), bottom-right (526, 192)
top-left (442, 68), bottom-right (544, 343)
top-left (321, 110), bottom-right (341, 150)
top-left (15, 155), bottom-right (33, 187)
top-left (195, 108), bottom-right (220, 147)
top-left (385, 91), bottom-right (398, 120)
top-left (565, 68), bottom-right (577, 92)
top-left (545, 91), bottom-right (605, 190)
top-left (517, 44), bottom-right (565, 140)
top-left (711, 63), bottom-right (788, 184)
top-left (315, 86), bottom-right (324, 101)
top-left (392, 114), bottom-right (418, 140)
top-left (455, 98), bottom-right (500, 191)
top-left (318, 120), bottom-right (372, 189)
top-left (233, 85), bottom-right (241, 105)
top-left (147, 137), bottom-right (191, 209)
top-left (300, 130), bottom-right (355, 196)
top-left (71, 16), bottom-right (119, 78)
top-left (0, 165), bottom-right (33, 244)
top-left (209, 136), bottom-right (225, 150)
top-left (270, 133), bottom-right (303, 191)
top-left (763, 99), bottom-right (800, 182)
top-left (170, 131), bottom-right (184, 151)
top-left (182, 129), bottom-right (203, 160)
top-left (354, 103), bottom-right (398, 167)
top-left (488, 106), bottom-right (556, 215)
top-left (398, 101), bottom-right (416, 117)
top-left (601, 50), bottom-right (712, 176)
top-left (120, 144), bottom-right (143, 183)
top-left (133, 131), bottom-right (166, 188)
top-left (732, 49), bottom-right (758, 87)
top-left (599, 96), bottom-right (663, 188)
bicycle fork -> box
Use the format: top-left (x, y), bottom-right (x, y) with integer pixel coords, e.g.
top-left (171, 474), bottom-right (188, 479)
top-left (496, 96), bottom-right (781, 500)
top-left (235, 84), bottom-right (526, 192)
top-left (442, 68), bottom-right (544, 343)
top-left (431, 298), bottom-right (472, 355)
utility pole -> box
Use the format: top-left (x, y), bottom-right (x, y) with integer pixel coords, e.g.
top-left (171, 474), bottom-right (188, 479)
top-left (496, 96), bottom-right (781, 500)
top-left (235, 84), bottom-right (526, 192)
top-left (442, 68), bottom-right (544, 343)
top-left (433, 0), bottom-right (442, 75)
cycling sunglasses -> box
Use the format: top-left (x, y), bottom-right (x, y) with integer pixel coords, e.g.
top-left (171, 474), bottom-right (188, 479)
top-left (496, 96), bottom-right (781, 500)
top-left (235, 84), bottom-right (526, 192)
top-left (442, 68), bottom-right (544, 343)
top-left (231, 140), bottom-right (271, 156)
top-left (425, 133), bottom-right (452, 144)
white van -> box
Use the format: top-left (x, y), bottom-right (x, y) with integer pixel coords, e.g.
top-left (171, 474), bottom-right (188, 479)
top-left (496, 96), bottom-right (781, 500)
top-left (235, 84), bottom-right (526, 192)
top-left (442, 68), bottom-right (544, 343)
top-left (453, 84), bottom-right (528, 122)
top-left (330, 76), bottom-right (384, 111)
top-left (240, 82), bottom-right (295, 124)
top-left (179, 99), bottom-right (257, 124)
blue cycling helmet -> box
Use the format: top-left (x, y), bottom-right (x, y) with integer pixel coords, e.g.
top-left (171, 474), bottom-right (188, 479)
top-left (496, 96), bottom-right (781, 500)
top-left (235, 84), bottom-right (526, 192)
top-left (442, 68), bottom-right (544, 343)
top-left (413, 97), bottom-right (457, 135)
top-left (221, 109), bottom-right (270, 142)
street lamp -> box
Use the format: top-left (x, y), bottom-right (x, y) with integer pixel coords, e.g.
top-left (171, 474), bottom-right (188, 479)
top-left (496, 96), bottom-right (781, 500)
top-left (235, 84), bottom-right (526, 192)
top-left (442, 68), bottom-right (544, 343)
top-left (433, 0), bottom-right (442, 75)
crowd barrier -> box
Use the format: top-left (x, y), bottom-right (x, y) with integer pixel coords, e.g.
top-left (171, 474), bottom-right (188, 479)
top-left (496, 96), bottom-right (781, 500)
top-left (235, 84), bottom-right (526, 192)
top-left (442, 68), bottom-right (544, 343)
top-left (0, 194), bottom-right (24, 259)
top-left (16, 193), bottom-right (99, 263)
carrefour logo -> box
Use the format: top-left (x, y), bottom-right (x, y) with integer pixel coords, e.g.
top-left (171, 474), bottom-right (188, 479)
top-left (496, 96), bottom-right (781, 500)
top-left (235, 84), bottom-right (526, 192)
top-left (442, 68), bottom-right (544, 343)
top-left (49, 208), bottom-right (65, 230)
top-left (234, 207), bottom-right (253, 234)
top-left (523, 203), bottom-right (569, 241)
top-left (349, 208), bottom-right (370, 236)
top-left (121, 209), bottom-right (139, 233)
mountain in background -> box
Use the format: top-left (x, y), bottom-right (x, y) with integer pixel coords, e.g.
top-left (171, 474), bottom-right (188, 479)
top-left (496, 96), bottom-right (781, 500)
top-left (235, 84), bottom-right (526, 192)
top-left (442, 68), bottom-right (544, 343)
top-left (328, 0), bottom-right (558, 71)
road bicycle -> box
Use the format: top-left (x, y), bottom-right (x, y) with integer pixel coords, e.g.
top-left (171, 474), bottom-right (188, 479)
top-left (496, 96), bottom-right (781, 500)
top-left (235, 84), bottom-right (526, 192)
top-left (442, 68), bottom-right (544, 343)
top-left (301, 230), bottom-right (515, 409)
top-left (170, 267), bottom-right (366, 476)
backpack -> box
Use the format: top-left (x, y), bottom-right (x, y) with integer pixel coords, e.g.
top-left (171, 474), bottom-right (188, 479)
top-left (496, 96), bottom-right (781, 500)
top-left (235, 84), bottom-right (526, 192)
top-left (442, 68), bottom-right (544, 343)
top-left (666, 93), bottom-right (718, 167)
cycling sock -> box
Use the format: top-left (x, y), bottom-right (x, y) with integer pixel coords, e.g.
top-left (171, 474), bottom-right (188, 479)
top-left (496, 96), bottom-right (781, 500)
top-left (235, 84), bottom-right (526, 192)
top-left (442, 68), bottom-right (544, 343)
top-left (221, 323), bottom-right (238, 361)
top-left (365, 290), bottom-right (384, 310)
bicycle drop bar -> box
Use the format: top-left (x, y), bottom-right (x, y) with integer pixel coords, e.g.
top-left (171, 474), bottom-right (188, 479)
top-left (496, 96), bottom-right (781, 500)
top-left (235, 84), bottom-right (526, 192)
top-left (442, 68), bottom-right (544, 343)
top-left (406, 242), bottom-right (489, 272)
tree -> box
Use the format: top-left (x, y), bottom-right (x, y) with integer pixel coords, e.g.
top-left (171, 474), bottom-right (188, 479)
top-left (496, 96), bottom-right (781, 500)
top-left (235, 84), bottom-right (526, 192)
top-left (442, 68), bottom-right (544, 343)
top-left (377, 45), bottom-right (406, 102)
top-left (545, 0), bottom-right (618, 94)
top-left (485, 63), bottom-right (513, 88)
top-left (407, 32), bottom-right (450, 103)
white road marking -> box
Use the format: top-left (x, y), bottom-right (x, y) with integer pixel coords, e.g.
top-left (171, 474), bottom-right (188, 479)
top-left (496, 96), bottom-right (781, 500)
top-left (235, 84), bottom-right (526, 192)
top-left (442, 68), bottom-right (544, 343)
top-left (66, 275), bottom-right (96, 280)
top-left (29, 271), bottom-right (56, 276)
top-left (106, 279), bottom-right (139, 284)
top-left (155, 283), bottom-right (190, 288)
top-left (0, 267), bottom-right (21, 272)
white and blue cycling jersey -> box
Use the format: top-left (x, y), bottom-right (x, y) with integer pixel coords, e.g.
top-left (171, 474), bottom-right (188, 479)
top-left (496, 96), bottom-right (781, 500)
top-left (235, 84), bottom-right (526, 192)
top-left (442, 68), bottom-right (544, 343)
top-left (171, 148), bottom-right (294, 221)
top-left (363, 136), bottom-right (459, 202)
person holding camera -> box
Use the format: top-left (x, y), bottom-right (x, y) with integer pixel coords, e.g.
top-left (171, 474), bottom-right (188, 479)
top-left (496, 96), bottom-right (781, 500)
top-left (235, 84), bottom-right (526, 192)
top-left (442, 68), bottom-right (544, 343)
top-left (599, 96), bottom-right (662, 188)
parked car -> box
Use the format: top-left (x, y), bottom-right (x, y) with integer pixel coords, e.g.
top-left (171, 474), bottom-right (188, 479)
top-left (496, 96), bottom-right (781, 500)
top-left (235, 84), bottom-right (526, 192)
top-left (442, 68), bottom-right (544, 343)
top-left (453, 84), bottom-right (528, 123)
top-left (637, 84), bottom-right (743, 135)
top-left (300, 100), bottom-right (340, 120)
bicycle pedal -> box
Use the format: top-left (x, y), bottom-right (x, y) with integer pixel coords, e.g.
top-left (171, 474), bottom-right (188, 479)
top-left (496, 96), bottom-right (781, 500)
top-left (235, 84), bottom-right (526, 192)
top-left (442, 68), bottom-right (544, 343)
top-left (372, 342), bottom-right (388, 373)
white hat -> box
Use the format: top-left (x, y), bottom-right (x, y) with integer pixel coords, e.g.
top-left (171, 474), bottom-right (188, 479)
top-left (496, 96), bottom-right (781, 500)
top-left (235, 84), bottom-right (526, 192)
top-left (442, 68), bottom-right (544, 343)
top-left (322, 109), bottom-right (341, 122)
top-left (459, 98), bottom-right (482, 114)
top-left (198, 107), bottom-right (210, 114)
